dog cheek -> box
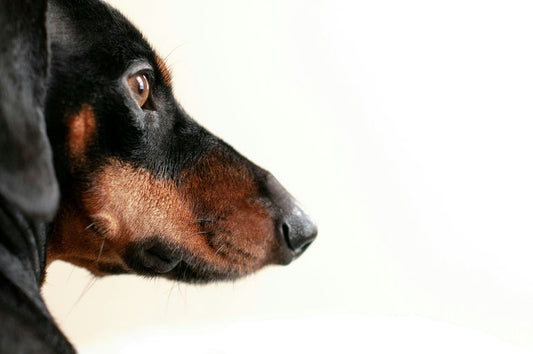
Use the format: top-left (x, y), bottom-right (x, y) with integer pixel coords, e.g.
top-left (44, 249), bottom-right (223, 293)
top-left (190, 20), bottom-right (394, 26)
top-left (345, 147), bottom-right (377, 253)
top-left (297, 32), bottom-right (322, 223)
top-left (90, 212), bottom-right (120, 239)
top-left (85, 160), bottom-right (197, 243)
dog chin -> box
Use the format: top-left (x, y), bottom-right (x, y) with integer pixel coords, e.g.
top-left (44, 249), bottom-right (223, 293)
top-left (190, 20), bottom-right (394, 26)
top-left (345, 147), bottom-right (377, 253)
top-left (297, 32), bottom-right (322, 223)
top-left (120, 238), bottom-right (251, 283)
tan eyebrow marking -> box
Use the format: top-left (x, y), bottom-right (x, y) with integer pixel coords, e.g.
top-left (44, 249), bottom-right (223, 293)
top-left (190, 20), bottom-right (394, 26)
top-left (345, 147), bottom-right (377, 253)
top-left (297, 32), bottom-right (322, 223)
top-left (156, 55), bottom-right (172, 86)
top-left (67, 104), bottom-right (96, 166)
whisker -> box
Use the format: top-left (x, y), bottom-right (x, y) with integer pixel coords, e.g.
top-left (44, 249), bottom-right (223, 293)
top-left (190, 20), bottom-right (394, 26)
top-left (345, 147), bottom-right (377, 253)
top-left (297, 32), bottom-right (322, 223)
top-left (66, 264), bottom-right (76, 282)
top-left (165, 282), bottom-right (176, 315)
top-left (67, 277), bottom-right (97, 316)
top-left (184, 231), bottom-right (208, 239)
top-left (214, 244), bottom-right (225, 256)
top-left (163, 43), bottom-right (187, 63)
top-left (169, 230), bottom-right (209, 254)
top-left (192, 246), bottom-right (207, 267)
top-left (181, 262), bottom-right (189, 279)
top-left (96, 237), bottom-right (105, 263)
top-left (195, 218), bottom-right (215, 223)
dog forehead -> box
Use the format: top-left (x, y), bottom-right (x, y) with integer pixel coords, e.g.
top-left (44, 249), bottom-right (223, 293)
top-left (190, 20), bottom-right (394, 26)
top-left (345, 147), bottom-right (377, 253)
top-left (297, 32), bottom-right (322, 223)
top-left (47, 0), bottom-right (155, 76)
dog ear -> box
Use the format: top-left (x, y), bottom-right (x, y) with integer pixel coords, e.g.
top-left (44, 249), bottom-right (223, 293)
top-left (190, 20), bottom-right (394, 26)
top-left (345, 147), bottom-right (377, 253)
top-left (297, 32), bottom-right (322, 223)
top-left (0, 1), bottom-right (59, 220)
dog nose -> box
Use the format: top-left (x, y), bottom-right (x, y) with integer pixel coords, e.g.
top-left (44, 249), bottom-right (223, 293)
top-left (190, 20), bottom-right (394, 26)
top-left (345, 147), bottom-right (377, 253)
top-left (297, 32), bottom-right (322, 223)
top-left (281, 204), bottom-right (317, 253)
top-left (261, 172), bottom-right (317, 261)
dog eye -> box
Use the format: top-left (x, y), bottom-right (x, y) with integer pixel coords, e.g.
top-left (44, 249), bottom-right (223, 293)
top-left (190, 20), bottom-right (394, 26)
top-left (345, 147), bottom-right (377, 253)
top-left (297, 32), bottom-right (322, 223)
top-left (127, 73), bottom-right (150, 108)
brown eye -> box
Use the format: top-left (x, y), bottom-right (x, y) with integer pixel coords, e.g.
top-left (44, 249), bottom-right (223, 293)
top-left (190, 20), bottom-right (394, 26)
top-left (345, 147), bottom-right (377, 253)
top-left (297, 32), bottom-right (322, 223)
top-left (127, 73), bottom-right (150, 108)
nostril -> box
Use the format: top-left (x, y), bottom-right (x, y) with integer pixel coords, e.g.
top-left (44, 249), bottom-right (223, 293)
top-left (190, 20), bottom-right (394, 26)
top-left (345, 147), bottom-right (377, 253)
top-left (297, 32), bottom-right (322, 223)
top-left (281, 209), bottom-right (318, 253)
top-left (282, 222), bottom-right (290, 242)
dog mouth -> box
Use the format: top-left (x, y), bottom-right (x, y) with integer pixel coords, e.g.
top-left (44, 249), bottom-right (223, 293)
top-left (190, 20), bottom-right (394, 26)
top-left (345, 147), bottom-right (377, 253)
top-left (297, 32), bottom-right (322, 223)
top-left (140, 242), bottom-right (181, 274)
top-left (121, 236), bottom-right (247, 283)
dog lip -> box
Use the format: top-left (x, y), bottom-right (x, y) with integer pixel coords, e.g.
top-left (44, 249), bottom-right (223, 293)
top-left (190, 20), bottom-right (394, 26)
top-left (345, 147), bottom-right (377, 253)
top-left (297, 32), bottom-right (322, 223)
top-left (283, 244), bottom-right (311, 264)
top-left (140, 245), bottom-right (181, 273)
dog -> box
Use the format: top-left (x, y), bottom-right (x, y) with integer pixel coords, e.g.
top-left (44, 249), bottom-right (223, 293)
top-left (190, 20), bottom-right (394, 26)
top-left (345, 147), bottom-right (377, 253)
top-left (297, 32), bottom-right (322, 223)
top-left (0, 0), bottom-right (317, 352)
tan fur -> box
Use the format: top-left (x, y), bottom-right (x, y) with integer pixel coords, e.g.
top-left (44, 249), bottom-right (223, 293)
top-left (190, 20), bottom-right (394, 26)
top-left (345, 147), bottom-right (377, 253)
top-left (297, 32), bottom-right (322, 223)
top-left (48, 153), bottom-right (277, 277)
top-left (67, 104), bottom-right (96, 165)
top-left (156, 55), bottom-right (172, 87)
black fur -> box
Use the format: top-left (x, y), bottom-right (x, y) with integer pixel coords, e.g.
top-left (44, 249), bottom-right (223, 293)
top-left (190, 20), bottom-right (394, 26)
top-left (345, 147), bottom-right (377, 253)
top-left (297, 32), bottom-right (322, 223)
top-left (0, 0), bottom-right (73, 352)
top-left (44, 0), bottom-right (314, 281)
top-left (46, 0), bottom-right (217, 186)
top-left (0, 0), bottom-right (316, 352)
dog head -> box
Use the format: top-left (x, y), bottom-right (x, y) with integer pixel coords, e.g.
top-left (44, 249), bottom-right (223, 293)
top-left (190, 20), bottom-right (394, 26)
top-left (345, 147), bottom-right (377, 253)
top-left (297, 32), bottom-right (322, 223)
top-left (45, 0), bottom-right (316, 283)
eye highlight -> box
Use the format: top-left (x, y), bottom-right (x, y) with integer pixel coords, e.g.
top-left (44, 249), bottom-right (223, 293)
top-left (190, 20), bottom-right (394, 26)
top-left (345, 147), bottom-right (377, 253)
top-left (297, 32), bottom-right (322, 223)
top-left (127, 73), bottom-right (150, 108)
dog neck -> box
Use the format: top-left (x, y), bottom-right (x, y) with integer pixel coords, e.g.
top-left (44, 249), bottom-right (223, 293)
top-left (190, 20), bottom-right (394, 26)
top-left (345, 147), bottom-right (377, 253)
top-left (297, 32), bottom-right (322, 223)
top-left (0, 195), bottom-right (75, 352)
top-left (0, 194), bottom-right (49, 305)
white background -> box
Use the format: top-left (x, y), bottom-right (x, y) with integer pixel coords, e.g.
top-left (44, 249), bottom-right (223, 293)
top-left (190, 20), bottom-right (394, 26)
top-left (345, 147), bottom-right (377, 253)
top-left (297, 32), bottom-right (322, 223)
top-left (43, 0), bottom-right (533, 352)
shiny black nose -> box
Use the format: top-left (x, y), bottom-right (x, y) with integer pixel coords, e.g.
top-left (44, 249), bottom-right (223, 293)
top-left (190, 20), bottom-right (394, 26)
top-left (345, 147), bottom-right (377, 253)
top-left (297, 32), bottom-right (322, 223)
top-left (281, 204), bottom-right (317, 253)
top-left (262, 172), bottom-right (317, 262)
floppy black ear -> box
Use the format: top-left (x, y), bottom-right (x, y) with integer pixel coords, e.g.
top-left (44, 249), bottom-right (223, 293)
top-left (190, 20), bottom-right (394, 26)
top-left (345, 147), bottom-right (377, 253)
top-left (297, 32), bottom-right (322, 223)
top-left (0, 1), bottom-right (59, 220)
